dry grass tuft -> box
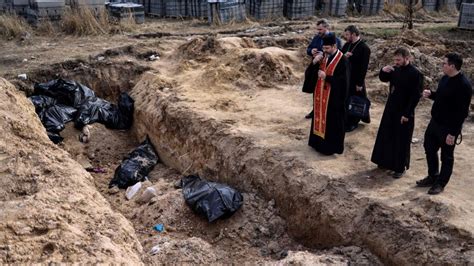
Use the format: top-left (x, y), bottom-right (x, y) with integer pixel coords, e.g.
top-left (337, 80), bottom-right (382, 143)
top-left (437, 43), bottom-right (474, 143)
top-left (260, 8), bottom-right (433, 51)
top-left (61, 6), bottom-right (109, 35)
top-left (0, 13), bottom-right (32, 40)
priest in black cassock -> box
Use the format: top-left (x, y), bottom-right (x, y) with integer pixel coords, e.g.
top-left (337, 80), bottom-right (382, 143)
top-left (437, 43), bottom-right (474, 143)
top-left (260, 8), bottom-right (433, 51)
top-left (308, 34), bottom-right (349, 155)
top-left (341, 25), bottom-right (371, 132)
top-left (371, 47), bottom-right (423, 178)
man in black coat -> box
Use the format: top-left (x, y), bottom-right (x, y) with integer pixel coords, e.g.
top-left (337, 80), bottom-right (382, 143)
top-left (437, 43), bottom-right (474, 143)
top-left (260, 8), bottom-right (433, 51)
top-left (371, 47), bottom-right (423, 178)
top-left (341, 25), bottom-right (371, 132)
top-left (416, 53), bottom-right (472, 195)
top-left (308, 34), bottom-right (349, 155)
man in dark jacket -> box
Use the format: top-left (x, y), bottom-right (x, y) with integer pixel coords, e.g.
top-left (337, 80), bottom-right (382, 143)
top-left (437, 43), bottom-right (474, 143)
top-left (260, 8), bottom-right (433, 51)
top-left (371, 47), bottom-right (422, 178)
top-left (341, 25), bottom-right (371, 132)
top-left (302, 19), bottom-right (342, 119)
top-left (416, 53), bottom-right (472, 195)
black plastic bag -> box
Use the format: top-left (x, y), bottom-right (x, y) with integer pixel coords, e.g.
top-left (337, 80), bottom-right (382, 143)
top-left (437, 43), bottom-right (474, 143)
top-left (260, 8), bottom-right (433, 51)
top-left (74, 97), bottom-right (114, 129)
top-left (47, 131), bottom-right (64, 144)
top-left (75, 92), bottom-right (134, 129)
top-left (34, 79), bottom-right (95, 108)
top-left (180, 175), bottom-right (244, 222)
top-left (41, 104), bottom-right (77, 133)
top-left (104, 92), bottom-right (134, 129)
top-left (29, 95), bottom-right (57, 117)
top-left (109, 138), bottom-right (159, 189)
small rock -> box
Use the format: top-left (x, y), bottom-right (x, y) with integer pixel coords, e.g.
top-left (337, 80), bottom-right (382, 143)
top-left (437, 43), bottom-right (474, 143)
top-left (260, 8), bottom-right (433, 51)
top-left (411, 138), bottom-right (420, 144)
top-left (97, 56), bottom-right (105, 61)
top-left (17, 74), bottom-right (27, 80)
top-left (22, 58), bottom-right (28, 62)
top-left (108, 186), bottom-right (120, 194)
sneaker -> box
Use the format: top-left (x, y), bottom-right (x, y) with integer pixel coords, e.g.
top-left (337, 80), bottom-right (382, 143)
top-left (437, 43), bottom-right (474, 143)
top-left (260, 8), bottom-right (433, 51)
top-left (428, 183), bottom-right (444, 195)
top-left (393, 171), bottom-right (405, 179)
top-left (416, 176), bottom-right (437, 187)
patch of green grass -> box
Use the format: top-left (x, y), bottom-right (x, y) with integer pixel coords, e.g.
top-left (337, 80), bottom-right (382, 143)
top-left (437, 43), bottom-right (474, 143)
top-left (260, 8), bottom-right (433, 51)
top-left (366, 28), bottom-right (401, 38)
top-left (419, 24), bottom-right (457, 34)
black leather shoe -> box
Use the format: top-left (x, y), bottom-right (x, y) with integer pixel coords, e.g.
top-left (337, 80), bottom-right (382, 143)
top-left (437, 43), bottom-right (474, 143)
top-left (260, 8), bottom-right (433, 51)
top-left (428, 183), bottom-right (444, 195)
top-left (393, 171), bottom-right (405, 179)
top-left (416, 176), bottom-right (437, 187)
top-left (345, 124), bottom-right (358, 132)
top-left (305, 111), bottom-right (314, 119)
top-left (361, 116), bottom-right (370, 124)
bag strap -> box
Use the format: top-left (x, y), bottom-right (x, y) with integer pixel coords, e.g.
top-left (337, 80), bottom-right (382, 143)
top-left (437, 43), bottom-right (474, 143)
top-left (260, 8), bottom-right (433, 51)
top-left (456, 133), bottom-right (462, 145)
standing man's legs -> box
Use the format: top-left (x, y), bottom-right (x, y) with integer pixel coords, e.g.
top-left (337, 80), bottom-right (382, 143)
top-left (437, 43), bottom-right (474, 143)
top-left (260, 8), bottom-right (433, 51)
top-left (417, 121), bottom-right (441, 187)
top-left (436, 141), bottom-right (456, 187)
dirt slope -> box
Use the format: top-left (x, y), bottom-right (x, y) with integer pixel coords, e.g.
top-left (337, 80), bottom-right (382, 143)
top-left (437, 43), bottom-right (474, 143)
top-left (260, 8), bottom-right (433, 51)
top-left (0, 78), bottom-right (143, 264)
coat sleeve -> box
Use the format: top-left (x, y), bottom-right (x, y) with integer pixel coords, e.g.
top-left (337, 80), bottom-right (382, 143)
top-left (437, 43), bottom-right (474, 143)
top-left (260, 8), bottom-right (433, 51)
top-left (379, 68), bottom-right (392, 82)
top-left (447, 80), bottom-right (472, 136)
top-left (307, 36), bottom-right (318, 56)
top-left (336, 37), bottom-right (342, 50)
top-left (403, 72), bottom-right (422, 117)
top-left (355, 45), bottom-right (371, 87)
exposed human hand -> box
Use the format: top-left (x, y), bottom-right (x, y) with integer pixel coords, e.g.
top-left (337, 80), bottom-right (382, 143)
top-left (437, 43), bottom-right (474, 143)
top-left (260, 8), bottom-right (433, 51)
top-left (318, 70), bottom-right (326, 79)
top-left (400, 116), bottom-right (409, 124)
top-left (311, 49), bottom-right (319, 56)
top-left (313, 54), bottom-right (323, 64)
top-left (382, 65), bottom-right (395, 72)
top-left (345, 52), bottom-right (353, 58)
top-left (356, 85), bottom-right (363, 91)
top-left (446, 134), bottom-right (455, 146)
top-left (422, 89), bottom-right (431, 98)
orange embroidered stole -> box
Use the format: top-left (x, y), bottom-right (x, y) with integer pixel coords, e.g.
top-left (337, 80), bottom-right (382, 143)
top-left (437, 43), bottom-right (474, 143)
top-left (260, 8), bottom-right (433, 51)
top-left (313, 50), bottom-right (343, 139)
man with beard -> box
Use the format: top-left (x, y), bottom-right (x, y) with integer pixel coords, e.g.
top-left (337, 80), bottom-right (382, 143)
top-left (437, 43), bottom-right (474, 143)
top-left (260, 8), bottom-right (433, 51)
top-left (341, 25), bottom-right (371, 132)
top-left (416, 53), bottom-right (472, 194)
top-left (302, 19), bottom-right (342, 119)
top-left (371, 47), bottom-right (423, 178)
top-left (308, 34), bottom-right (349, 155)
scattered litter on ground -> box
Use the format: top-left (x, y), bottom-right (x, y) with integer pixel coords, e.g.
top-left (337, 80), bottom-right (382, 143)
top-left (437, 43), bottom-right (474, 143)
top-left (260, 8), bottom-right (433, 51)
top-left (85, 167), bottom-right (107, 173)
top-left (135, 186), bottom-right (157, 204)
top-left (126, 182), bottom-right (143, 200)
top-left (149, 245), bottom-right (161, 255)
top-left (153, 223), bottom-right (164, 232)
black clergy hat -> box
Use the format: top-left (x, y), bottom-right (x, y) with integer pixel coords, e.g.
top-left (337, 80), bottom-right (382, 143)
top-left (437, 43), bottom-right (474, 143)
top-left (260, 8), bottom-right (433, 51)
top-left (322, 34), bottom-right (336, 46)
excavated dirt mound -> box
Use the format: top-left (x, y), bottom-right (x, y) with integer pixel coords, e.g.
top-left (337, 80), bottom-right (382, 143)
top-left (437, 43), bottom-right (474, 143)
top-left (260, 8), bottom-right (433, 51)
top-left (0, 78), bottom-right (143, 264)
top-left (178, 36), bottom-right (226, 61)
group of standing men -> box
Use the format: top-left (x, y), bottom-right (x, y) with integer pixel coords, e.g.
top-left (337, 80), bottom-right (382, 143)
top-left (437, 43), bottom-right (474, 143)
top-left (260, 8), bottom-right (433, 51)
top-left (302, 19), bottom-right (472, 195)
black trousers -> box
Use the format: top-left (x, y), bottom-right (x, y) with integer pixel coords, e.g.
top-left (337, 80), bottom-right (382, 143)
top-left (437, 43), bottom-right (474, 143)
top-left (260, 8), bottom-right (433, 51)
top-left (423, 120), bottom-right (456, 187)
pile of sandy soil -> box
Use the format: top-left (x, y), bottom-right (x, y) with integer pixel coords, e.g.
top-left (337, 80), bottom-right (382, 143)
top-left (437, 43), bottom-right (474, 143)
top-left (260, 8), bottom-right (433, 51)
top-left (0, 78), bottom-right (144, 263)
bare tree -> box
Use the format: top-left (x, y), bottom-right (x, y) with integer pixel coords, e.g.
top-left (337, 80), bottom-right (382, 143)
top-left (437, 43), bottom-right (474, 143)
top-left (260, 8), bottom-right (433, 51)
top-left (403, 0), bottom-right (422, 29)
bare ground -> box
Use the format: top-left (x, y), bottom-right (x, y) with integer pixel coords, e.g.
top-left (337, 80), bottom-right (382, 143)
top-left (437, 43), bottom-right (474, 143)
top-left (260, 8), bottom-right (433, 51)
top-left (0, 15), bottom-right (473, 264)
